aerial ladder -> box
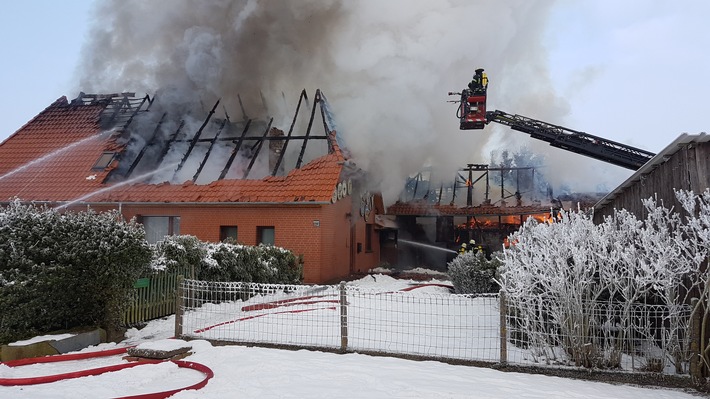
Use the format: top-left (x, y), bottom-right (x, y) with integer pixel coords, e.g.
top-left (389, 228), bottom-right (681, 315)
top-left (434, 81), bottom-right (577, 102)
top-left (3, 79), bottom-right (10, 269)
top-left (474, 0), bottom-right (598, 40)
top-left (449, 69), bottom-right (656, 170)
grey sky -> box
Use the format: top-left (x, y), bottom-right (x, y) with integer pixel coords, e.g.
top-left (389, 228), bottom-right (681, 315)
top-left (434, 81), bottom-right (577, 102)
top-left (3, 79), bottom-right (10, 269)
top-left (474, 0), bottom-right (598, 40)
top-left (0, 1), bottom-right (707, 169)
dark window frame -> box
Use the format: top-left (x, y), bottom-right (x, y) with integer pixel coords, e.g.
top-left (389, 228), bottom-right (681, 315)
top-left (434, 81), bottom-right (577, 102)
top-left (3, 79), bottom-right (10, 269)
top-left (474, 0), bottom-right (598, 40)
top-left (139, 215), bottom-right (181, 244)
top-left (257, 226), bottom-right (275, 246)
top-left (365, 223), bottom-right (373, 252)
top-left (220, 225), bottom-right (238, 242)
top-left (92, 151), bottom-right (116, 170)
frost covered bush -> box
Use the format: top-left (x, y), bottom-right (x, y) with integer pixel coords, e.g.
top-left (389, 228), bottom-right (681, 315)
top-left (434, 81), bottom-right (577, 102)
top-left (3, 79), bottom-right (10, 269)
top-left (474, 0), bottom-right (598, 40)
top-left (151, 235), bottom-right (208, 277)
top-left (498, 189), bottom-right (710, 372)
top-left (447, 251), bottom-right (501, 294)
top-left (152, 235), bottom-right (303, 284)
top-left (0, 201), bottom-right (151, 344)
top-left (200, 242), bottom-right (303, 284)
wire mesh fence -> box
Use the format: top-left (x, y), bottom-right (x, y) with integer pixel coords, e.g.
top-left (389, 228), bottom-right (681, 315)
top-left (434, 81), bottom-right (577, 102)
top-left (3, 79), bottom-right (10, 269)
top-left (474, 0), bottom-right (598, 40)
top-left (505, 296), bottom-right (693, 374)
top-left (346, 289), bottom-right (500, 361)
top-left (178, 279), bottom-right (501, 362)
top-left (178, 280), bottom-right (342, 349)
top-left (177, 279), bottom-right (695, 375)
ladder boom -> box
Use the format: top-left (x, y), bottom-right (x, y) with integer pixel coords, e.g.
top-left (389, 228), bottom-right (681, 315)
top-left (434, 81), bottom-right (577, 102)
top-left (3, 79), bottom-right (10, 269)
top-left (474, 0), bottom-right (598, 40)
top-left (485, 110), bottom-right (655, 170)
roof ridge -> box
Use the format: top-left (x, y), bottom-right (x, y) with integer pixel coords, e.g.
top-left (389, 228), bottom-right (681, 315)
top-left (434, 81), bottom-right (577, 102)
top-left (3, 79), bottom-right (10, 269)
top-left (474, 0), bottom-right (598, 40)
top-left (0, 96), bottom-right (70, 147)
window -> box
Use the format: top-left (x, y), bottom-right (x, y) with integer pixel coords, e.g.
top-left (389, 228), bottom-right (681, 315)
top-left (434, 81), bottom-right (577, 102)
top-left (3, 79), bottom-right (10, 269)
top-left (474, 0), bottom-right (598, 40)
top-left (141, 216), bottom-right (180, 244)
top-left (92, 152), bottom-right (116, 170)
top-left (365, 223), bottom-right (373, 252)
top-left (220, 226), bottom-right (238, 242)
top-left (257, 226), bottom-right (275, 246)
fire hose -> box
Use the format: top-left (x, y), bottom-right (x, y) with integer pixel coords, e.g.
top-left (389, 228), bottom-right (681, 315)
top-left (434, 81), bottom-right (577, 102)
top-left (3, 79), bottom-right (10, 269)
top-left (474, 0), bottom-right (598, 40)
top-left (0, 346), bottom-right (213, 399)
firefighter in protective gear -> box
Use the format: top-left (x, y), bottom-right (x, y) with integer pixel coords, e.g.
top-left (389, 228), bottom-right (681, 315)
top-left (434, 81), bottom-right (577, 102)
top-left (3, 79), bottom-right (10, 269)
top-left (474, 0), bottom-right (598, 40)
top-left (468, 68), bottom-right (488, 95)
top-left (458, 242), bottom-right (467, 255)
top-left (469, 239), bottom-right (483, 254)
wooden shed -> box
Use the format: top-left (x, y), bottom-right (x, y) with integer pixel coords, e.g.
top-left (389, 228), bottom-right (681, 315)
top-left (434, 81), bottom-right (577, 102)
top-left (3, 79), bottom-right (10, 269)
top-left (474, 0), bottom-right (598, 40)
top-left (593, 133), bottom-right (710, 223)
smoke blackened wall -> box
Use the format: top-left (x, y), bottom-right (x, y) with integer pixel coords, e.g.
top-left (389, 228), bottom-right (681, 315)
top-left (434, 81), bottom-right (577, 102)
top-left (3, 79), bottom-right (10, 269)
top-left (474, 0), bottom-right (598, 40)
top-left (78, 0), bottom-right (615, 203)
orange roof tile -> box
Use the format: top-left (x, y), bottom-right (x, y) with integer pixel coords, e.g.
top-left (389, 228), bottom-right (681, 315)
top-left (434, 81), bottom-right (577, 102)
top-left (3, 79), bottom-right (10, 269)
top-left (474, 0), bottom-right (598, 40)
top-left (0, 97), bottom-right (119, 202)
top-left (0, 96), bottom-right (346, 205)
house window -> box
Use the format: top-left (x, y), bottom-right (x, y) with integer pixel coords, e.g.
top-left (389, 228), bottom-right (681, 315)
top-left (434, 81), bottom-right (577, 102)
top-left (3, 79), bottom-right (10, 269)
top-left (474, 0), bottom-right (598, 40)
top-left (92, 152), bottom-right (116, 170)
top-left (257, 226), bottom-right (275, 246)
top-left (365, 223), bottom-right (373, 252)
top-left (220, 226), bottom-right (238, 242)
top-left (141, 216), bottom-right (180, 244)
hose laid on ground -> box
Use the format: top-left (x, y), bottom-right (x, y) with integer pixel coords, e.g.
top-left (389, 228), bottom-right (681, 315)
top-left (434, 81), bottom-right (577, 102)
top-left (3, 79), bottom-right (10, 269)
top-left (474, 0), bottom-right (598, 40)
top-left (0, 346), bottom-right (213, 399)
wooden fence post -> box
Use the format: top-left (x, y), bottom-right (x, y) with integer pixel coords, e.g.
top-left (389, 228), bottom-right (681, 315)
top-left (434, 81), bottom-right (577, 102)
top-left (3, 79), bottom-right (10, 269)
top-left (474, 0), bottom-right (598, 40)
top-left (499, 291), bottom-right (508, 365)
top-left (339, 282), bottom-right (348, 352)
top-left (689, 297), bottom-right (701, 381)
top-left (174, 275), bottom-right (185, 339)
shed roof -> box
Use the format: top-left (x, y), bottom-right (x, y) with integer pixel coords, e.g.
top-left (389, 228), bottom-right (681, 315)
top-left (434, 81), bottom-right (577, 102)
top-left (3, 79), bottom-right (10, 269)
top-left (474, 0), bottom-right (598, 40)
top-left (593, 133), bottom-right (710, 212)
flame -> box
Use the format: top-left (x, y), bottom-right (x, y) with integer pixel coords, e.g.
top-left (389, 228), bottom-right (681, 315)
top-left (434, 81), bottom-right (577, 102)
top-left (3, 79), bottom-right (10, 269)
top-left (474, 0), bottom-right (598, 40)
top-left (454, 213), bottom-right (551, 230)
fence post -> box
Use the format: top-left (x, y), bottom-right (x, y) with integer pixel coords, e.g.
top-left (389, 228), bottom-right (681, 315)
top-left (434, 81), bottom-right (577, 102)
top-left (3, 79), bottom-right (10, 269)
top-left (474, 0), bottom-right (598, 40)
top-left (499, 291), bottom-right (508, 365)
top-left (339, 281), bottom-right (348, 352)
top-left (689, 297), bottom-right (701, 381)
top-left (174, 275), bottom-right (184, 339)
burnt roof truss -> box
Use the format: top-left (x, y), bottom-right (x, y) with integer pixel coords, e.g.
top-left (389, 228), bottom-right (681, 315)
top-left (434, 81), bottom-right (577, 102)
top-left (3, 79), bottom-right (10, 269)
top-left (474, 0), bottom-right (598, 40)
top-left (402, 164), bottom-right (538, 208)
top-left (116, 89), bottom-right (336, 184)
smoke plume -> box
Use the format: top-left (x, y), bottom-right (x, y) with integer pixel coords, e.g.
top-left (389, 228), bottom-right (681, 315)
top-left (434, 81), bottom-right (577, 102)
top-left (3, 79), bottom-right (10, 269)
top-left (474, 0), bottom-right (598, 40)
top-left (77, 0), bottom-right (621, 203)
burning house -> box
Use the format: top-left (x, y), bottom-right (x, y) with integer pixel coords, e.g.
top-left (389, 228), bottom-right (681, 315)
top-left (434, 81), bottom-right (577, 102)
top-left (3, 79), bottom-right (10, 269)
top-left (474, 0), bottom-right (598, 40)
top-left (383, 162), bottom-right (604, 270)
top-left (0, 90), bottom-right (386, 284)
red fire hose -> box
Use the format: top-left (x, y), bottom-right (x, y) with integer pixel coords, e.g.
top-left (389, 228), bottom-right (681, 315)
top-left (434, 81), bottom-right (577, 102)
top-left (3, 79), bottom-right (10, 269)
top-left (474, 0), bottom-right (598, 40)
top-left (0, 346), bottom-right (213, 399)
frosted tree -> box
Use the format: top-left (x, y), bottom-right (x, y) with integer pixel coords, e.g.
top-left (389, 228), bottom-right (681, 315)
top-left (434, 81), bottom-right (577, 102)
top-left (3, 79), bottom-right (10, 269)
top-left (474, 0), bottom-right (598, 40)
top-left (500, 209), bottom-right (610, 365)
top-left (675, 189), bottom-right (710, 377)
top-left (499, 191), bottom-right (705, 372)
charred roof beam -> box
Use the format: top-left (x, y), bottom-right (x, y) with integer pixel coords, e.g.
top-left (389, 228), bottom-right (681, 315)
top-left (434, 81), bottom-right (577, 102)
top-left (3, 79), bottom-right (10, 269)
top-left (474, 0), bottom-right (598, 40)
top-left (124, 112), bottom-right (167, 178)
top-left (272, 89), bottom-right (308, 176)
top-left (193, 117), bottom-right (228, 182)
top-left (295, 89), bottom-right (322, 169)
top-left (243, 118), bottom-right (274, 179)
top-left (218, 119), bottom-right (252, 180)
top-left (173, 99), bottom-right (220, 179)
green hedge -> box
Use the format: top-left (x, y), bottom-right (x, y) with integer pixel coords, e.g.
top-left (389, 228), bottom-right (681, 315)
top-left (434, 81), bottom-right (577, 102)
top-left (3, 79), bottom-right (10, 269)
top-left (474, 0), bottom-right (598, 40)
top-left (0, 201), bottom-right (152, 344)
top-left (0, 204), bottom-right (303, 345)
top-left (152, 235), bottom-right (303, 284)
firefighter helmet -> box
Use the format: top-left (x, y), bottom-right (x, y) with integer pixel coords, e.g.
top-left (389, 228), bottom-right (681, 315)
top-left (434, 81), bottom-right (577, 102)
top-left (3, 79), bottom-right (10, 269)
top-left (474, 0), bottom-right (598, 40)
top-left (475, 68), bottom-right (484, 74)
top-left (461, 243), bottom-right (467, 248)
top-left (469, 239), bottom-right (476, 245)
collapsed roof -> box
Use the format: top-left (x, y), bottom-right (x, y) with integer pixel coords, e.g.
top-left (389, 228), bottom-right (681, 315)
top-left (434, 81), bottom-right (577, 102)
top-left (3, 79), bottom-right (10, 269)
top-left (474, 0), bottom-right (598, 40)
top-left (0, 90), bottom-right (351, 205)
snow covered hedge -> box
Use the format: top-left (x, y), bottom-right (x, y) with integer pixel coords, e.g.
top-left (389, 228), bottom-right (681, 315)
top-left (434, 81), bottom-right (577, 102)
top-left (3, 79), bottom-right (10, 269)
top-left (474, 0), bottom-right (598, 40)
top-left (0, 201), bottom-right (152, 344)
top-left (498, 189), bottom-right (710, 372)
top-left (152, 235), bottom-right (303, 284)
top-left (447, 251), bottom-right (501, 294)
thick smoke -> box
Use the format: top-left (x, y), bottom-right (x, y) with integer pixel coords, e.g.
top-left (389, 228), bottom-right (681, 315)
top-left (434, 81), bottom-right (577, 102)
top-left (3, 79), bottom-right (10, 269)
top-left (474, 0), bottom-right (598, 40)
top-left (78, 0), bottom-right (622, 203)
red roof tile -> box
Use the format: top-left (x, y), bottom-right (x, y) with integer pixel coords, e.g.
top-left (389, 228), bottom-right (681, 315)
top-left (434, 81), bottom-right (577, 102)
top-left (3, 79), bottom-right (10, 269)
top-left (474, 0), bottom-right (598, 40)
top-left (0, 97), bottom-right (120, 202)
top-left (0, 97), bottom-right (346, 205)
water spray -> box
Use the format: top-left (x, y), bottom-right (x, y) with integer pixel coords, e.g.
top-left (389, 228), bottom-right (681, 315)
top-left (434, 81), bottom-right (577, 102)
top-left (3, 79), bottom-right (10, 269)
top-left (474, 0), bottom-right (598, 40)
top-left (55, 162), bottom-right (179, 211)
top-left (0, 135), bottom-right (100, 182)
top-left (398, 238), bottom-right (457, 254)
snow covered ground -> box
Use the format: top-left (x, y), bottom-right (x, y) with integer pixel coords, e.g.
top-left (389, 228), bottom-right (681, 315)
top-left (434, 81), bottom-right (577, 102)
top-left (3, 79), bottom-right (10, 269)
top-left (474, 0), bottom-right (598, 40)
top-left (0, 275), bottom-right (703, 398)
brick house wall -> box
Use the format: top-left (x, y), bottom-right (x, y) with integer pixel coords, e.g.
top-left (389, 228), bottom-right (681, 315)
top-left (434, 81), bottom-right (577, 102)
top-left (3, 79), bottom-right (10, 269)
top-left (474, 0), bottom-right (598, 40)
top-left (86, 194), bottom-right (381, 284)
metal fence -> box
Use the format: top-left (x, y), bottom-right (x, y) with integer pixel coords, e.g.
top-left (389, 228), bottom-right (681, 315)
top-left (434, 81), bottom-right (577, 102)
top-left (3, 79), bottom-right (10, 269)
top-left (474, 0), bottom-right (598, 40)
top-left (175, 279), bottom-right (697, 375)
top-left (505, 296), bottom-right (694, 374)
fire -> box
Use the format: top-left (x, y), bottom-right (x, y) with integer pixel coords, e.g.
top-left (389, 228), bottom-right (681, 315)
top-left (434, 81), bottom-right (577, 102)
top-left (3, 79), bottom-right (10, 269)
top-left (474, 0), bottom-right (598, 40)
top-left (455, 213), bottom-right (551, 230)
